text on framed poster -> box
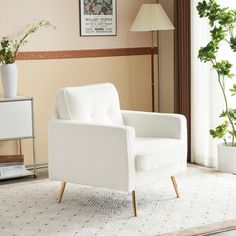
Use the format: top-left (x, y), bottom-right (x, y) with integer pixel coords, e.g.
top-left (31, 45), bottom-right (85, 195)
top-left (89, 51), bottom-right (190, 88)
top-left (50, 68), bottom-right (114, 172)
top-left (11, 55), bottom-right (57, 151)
top-left (80, 0), bottom-right (117, 36)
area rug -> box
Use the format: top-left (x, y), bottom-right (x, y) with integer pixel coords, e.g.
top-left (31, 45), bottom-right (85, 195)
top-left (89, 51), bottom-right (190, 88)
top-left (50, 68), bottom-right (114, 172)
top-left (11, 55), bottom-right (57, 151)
top-left (0, 165), bottom-right (236, 236)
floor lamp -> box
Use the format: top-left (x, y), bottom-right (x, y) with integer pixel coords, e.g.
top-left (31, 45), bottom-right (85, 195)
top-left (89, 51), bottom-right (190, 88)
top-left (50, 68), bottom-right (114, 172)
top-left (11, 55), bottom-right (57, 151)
top-left (131, 4), bottom-right (174, 112)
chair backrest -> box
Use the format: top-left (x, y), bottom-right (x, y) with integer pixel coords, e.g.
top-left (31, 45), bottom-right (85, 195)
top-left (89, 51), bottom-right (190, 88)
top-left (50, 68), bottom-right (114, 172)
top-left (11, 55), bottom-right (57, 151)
top-left (56, 83), bottom-right (124, 126)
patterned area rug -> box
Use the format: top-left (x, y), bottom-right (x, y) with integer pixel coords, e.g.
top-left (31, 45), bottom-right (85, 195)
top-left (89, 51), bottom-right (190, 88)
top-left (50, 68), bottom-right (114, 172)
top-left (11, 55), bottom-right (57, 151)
top-left (0, 165), bottom-right (236, 236)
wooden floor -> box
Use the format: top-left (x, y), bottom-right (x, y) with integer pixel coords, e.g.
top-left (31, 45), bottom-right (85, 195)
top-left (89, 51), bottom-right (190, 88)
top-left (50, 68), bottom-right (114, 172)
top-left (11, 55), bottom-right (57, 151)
top-left (211, 230), bottom-right (236, 236)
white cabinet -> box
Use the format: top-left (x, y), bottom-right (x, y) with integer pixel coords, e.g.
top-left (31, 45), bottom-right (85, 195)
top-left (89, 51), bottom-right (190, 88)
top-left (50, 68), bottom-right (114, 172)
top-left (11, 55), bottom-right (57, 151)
top-left (0, 96), bottom-right (36, 179)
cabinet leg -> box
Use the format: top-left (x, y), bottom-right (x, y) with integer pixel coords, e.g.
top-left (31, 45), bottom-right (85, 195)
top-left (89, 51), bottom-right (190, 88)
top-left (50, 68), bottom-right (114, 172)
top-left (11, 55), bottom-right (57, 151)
top-left (32, 137), bottom-right (37, 177)
top-left (18, 139), bottom-right (22, 155)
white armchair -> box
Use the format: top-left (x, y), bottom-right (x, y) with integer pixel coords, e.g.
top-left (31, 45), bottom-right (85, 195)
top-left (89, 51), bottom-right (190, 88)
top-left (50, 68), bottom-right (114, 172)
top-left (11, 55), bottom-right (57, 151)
top-left (48, 83), bottom-right (187, 217)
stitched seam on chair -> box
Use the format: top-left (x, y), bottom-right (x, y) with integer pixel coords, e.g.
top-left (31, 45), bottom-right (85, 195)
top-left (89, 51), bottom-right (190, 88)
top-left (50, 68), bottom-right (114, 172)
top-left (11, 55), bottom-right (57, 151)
top-left (135, 143), bottom-right (184, 157)
top-left (135, 160), bottom-right (181, 173)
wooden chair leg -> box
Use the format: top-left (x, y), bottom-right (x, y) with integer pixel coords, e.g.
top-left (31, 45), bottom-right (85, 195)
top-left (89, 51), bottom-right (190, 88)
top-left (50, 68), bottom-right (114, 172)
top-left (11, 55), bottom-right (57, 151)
top-left (132, 190), bottom-right (137, 217)
top-left (171, 176), bottom-right (180, 198)
top-left (58, 182), bottom-right (66, 203)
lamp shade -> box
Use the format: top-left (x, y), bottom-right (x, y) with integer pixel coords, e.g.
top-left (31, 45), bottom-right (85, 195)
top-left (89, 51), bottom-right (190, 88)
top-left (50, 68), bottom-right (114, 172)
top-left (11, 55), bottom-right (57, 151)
top-left (131, 4), bottom-right (175, 32)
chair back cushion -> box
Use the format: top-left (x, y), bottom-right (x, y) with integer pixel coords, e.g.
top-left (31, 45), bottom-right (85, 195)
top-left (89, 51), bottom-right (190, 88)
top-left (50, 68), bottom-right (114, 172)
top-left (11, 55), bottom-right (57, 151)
top-left (56, 83), bottom-right (124, 125)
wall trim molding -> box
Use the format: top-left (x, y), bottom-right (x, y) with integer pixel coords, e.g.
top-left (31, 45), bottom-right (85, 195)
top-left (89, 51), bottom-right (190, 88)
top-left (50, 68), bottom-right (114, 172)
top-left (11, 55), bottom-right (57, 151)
top-left (16, 47), bottom-right (158, 61)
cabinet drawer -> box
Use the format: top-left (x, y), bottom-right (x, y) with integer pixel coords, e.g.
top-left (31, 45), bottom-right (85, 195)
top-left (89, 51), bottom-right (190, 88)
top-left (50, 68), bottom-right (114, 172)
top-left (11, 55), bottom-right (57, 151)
top-left (0, 100), bottom-right (33, 139)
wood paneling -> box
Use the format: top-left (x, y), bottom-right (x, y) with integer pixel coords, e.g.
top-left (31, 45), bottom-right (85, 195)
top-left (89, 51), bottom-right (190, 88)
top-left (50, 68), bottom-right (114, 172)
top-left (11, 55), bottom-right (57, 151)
top-left (174, 0), bottom-right (191, 161)
top-left (16, 47), bottom-right (158, 61)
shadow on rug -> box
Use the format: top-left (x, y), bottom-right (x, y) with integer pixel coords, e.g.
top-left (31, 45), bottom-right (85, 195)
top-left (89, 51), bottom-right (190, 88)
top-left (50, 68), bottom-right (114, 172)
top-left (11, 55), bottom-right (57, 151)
top-left (0, 165), bottom-right (236, 236)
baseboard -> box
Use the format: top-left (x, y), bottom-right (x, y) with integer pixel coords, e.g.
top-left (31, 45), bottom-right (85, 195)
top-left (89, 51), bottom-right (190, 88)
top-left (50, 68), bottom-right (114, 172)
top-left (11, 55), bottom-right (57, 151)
top-left (26, 163), bottom-right (48, 170)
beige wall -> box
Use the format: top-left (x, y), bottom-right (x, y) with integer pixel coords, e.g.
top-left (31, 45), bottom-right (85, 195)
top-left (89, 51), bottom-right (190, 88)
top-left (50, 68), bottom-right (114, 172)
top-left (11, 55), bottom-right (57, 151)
top-left (0, 0), bottom-right (156, 165)
top-left (158, 0), bottom-right (175, 113)
top-left (0, 0), bottom-right (154, 50)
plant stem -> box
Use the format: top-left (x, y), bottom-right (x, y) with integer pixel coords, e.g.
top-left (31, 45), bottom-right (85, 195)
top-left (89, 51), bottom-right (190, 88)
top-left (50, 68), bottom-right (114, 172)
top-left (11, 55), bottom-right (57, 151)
top-left (13, 32), bottom-right (31, 62)
top-left (217, 73), bottom-right (236, 146)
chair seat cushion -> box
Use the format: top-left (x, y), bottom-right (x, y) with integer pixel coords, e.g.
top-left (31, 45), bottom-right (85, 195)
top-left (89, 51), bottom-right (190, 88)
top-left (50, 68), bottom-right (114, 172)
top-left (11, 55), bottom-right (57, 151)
top-left (135, 137), bottom-right (186, 171)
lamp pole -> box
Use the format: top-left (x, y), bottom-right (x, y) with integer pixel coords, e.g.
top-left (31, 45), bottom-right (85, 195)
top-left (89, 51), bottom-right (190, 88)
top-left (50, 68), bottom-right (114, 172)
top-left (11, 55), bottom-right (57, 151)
top-left (151, 31), bottom-right (155, 112)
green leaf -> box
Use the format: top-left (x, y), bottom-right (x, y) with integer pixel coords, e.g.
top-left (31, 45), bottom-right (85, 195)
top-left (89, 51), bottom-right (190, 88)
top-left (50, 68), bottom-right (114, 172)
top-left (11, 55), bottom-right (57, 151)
top-left (230, 84), bottom-right (236, 96)
top-left (230, 36), bottom-right (236, 52)
top-left (197, 0), bottom-right (223, 26)
top-left (198, 41), bottom-right (218, 62)
top-left (213, 60), bottom-right (233, 77)
top-left (220, 110), bottom-right (227, 118)
top-left (197, 1), bottom-right (208, 18)
top-left (218, 10), bottom-right (236, 26)
top-left (210, 26), bottom-right (226, 42)
top-left (228, 109), bottom-right (236, 120)
top-left (210, 121), bottom-right (228, 139)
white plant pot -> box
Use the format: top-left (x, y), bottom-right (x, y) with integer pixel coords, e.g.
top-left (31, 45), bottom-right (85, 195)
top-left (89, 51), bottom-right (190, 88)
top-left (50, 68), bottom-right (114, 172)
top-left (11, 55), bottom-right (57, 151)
top-left (217, 143), bottom-right (236, 174)
top-left (0, 63), bottom-right (18, 98)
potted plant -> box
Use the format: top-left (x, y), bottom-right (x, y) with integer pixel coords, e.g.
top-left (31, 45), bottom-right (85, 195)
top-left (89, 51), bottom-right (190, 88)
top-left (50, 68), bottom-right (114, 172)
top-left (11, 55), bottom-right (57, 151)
top-left (197, 0), bottom-right (236, 173)
top-left (0, 20), bottom-right (54, 98)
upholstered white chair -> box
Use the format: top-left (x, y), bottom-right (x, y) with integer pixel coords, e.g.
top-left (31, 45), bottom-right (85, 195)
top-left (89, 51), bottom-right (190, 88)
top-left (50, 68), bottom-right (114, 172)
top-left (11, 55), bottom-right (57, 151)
top-left (48, 83), bottom-right (187, 217)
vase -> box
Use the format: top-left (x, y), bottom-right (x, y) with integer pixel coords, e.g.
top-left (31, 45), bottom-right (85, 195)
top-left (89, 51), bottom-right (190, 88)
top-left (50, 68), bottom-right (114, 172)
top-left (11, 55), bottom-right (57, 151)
top-left (0, 63), bottom-right (18, 98)
top-left (217, 143), bottom-right (236, 174)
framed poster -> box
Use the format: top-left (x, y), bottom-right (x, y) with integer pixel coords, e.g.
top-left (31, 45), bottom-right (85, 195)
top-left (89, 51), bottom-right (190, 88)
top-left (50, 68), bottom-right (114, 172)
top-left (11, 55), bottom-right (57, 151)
top-left (79, 0), bottom-right (117, 36)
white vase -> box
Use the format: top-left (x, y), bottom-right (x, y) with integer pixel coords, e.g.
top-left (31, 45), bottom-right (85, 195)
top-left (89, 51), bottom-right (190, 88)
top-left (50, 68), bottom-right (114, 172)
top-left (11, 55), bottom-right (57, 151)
top-left (217, 143), bottom-right (236, 174)
top-left (0, 63), bottom-right (18, 98)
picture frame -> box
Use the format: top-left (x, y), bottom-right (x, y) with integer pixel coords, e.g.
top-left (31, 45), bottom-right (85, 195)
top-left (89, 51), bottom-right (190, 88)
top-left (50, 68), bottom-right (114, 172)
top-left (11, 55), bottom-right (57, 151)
top-left (79, 0), bottom-right (117, 36)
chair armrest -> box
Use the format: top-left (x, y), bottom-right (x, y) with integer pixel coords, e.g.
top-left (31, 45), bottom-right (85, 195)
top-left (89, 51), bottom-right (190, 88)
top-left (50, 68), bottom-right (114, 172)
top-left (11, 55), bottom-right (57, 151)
top-left (48, 120), bottom-right (136, 192)
top-left (122, 110), bottom-right (187, 140)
